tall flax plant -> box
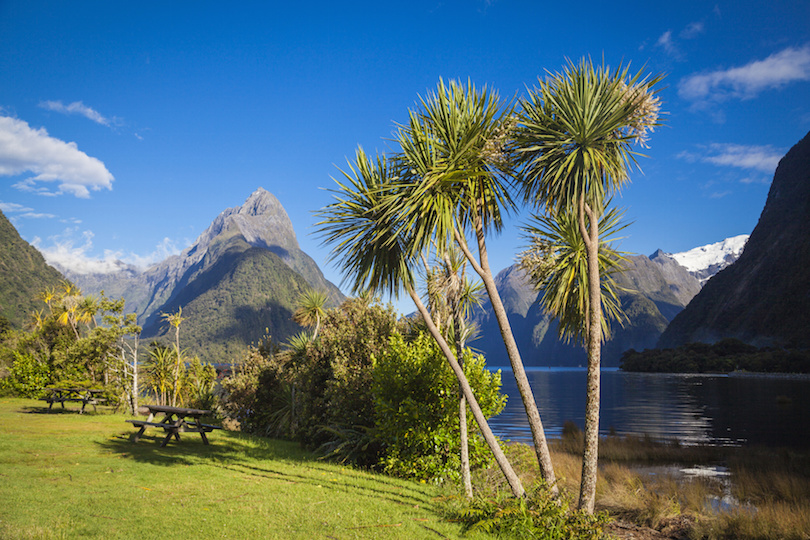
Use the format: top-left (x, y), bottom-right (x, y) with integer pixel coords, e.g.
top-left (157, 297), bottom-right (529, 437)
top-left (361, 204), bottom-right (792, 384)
top-left (515, 58), bottom-right (662, 512)
top-left (316, 148), bottom-right (526, 498)
top-left (391, 79), bottom-right (558, 492)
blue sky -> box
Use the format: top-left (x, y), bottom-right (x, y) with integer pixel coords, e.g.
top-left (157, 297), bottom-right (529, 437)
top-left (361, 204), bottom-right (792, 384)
top-left (1, 1), bottom-right (809, 313)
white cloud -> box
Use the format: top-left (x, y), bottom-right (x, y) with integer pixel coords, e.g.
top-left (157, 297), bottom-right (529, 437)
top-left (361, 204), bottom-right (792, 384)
top-left (0, 116), bottom-right (114, 198)
top-left (740, 176), bottom-right (770, 185)
top-left (656, 21), bottom-right (703, 59)
top-left (656, 30), bottom-right (677, 56)
top-left (680, 21), bottom-right (704, 40)
top-left (0, 201), bottom-right (33, 213)
top-left (678, 143), bottom-right (782, 176)
top-left (679, 44), bottom-right (810, 102)
top-left (39, 100), bottom-right (111, 126)
top-left (35, 229), bottom-right (182, 275)
top-left (702, 143), bottom-right (782, 173)
top-left (20, 212), bottom-right (56, 219)
top-left (124, 237), bottom-right (183, 268)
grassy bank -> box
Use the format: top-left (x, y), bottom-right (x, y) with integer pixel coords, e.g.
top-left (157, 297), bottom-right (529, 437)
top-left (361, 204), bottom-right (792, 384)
top-left (0, 398), bottom-right (484, 540)
top-left (4, 397), bottom-right (810, 540)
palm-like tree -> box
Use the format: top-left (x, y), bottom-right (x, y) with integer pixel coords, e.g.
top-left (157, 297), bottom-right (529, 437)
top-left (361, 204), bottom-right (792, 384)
top-left (162, 307), bottom-right (186, 406)
top-left (39, 287), bottom-right (56, 315)
top-left (317, 147), bottom-right (526, 498)
top-left (293, 290), bottom-right (328, 340)
top-left (56, 292), bottom-right (84, 339)
top-left (393, 79), bottom-right (558, 491)
top-left (146, 345), bottom-right (175, 406)
top-left (515, 58), bottom-right (662, 512)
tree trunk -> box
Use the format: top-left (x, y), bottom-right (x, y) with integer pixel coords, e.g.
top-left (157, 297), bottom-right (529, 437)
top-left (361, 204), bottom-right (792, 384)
top-left (407, 285), bottom-right (525, 498)
top-left (577, 200), bottom-right (603, 514)
top-left (454, 312), bottom-right (473, 498)
top-left (443, 253), bottom-right (474, 498)
top-left (131, 336), bottom-right (139, 414)
top-left (459, 391), bottom-right (472, 497)
top-left (455, 225), bottom-right (558, 494)
top-left (172, 328), bottom-right (181, 407)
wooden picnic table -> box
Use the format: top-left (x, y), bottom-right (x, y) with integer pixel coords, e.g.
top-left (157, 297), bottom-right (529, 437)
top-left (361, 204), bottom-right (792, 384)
top-left (126, 404), bottom-right (221, 447)
top-left (41, 387), bottom-right (106, 414)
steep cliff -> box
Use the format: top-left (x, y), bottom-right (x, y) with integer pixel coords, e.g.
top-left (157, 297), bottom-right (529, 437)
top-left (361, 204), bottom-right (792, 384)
top-left (659, 131), bottom-right (810, 348)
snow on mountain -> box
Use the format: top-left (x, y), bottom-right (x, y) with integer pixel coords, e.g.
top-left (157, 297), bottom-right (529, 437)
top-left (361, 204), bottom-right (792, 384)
top-left (669, 234), bottom-right (749, 284)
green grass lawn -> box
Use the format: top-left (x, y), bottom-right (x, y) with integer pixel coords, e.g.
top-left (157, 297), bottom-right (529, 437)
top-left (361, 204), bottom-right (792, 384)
top-left (0, 398), bottom-right (482, 540)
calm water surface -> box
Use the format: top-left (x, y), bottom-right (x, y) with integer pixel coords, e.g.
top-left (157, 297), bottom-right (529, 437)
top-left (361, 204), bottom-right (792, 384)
top-left (488, 367), bottom-right (810, 448)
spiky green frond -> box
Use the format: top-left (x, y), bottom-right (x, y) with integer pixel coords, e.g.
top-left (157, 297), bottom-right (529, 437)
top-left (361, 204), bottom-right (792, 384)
top-left (315, 147), bottom-right (415, 298)
top-left (516, 58), bottom-right (663, 216)
top-left (293, 289), bottom-right (327, 327)
top-left (284, 331), bottom-right (314, 357)
top-left (392, 78), bottom-right (517, 255)
top-left (519, 207), bottom-right (629, 344)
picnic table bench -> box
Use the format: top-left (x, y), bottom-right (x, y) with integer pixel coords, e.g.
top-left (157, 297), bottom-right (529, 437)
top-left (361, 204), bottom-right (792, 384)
top-left (40, 388), bottom-right (107, 414)
top-left (127, 404), bottom-right (221, 447)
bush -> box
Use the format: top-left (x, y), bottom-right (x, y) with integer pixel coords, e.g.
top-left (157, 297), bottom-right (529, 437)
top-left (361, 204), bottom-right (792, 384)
top-left (220, 301), bottom-right (510, 485)
top-left (443, 482), bottom-right (610, 539)
top-left (220, 345), bottom-right (275, 432)
top-left (373, 332), bottom-right (505, 482)
top-left (1, 351), bottom-right (51, 397)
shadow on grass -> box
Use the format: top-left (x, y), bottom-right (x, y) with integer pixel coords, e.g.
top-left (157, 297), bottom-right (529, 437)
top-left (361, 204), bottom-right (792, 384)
top-left (96, 430), bottom-right (438, 510)
top-left (21, 404), bottom-right (110, 415)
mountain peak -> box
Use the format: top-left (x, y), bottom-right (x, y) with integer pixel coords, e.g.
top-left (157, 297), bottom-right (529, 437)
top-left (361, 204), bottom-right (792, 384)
top-left (193, 188), bottom-right (299, 256)
top-left (668, 234), bottom-right (748, 284)
top-left (240, 187), bottom-right (283, 217)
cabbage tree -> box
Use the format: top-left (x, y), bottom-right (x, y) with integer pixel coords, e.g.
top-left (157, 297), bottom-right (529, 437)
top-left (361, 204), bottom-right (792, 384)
top-left (317, 148), bottom-right (526, 497)
top-left (392, 80), bottom-right (558, 491)
top-left (515, 58), bottom-right (662, 512)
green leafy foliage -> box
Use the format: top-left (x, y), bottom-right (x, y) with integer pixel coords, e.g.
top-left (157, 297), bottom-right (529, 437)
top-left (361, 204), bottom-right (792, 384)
top-left (220, 343), bottom-right (275, 432)
top-left (0, 287), bottom-right (141, 404)
top-left (519, 207), bottom-right (629, 345)
top-left (221, 298), bottom-right (508, 483)
top-left (443, 483), bottom-right (610, 539)
top-left (142, 342), bottom-right (218, 407)
top-left (0, 352), bottom-right (51, 397)
top-left (373, 332), bottom-right (504, 481)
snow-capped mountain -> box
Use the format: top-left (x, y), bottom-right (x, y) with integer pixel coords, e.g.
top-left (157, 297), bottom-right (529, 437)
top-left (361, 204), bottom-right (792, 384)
top-left (669, 234), bottom-right (749, 284)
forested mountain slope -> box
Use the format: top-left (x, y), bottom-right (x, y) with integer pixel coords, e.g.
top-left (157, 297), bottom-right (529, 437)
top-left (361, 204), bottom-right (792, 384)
top-left (0, 211), bottom-right (65, 329)
top-left (470, 252), bottom-right (701, 367)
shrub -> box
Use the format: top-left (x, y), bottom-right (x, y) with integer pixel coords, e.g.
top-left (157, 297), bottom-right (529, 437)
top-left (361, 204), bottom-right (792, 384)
top-left (220, 345), bottom-right (275, 432)
top-left (1, 351), bottom-right (51, 397)
top-left (443, 482), bottom-right (610, 539)
top-left (372, 332), bottom-right (505, 482)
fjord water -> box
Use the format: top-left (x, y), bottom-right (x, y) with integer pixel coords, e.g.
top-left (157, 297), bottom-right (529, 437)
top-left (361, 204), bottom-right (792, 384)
top-left (489, 368), bottom-right (810, 448)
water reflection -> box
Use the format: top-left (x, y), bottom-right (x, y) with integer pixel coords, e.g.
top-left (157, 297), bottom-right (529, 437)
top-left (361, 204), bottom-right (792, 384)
top-left (489, 368), bottom-right (810, 448)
